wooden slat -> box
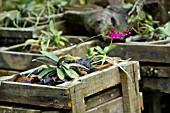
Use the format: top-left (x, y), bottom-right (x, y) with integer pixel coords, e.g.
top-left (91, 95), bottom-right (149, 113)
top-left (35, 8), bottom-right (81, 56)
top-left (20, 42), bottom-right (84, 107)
top-left (108, 43), bottom-right (170, 63)
top-left (0, 50), bottom-right (43, 70)
top-left (120, 61), bottom-right (141, 113)
top-left (143, 77), bottom-right (170, 93)
top-left (0, 69), bottom-right (19, 77)
top-left (0, 105), bottom-right (41, 113)
top-left (0, 81), bottom-right (71, 109)
top-left (85, 85), bottom-right (122, 110)
top-left (141, 65), bottom-right (170, 78)
top-left (0, 21), bottom-right (66, 39)
top-left (86, 97), bottom-right (124, 113)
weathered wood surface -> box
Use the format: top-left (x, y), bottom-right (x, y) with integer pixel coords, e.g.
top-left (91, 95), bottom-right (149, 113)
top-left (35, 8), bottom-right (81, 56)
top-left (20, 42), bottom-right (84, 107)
top-left (0, 82), bottom-right (71, 109)
top-left (86, 97), bottom-right (124, 113)
top-left (66, 61), bottom-right (141, 113)
top-left (140, 64), bottom-right (170, 93)
top-left (120, 61), bottom-right (141, 113)
top-left (85, 85), bottom-right (122, 110)
top-left (0, 69), bottom-right (19, 77)
top-left (0, 61), bottom-right (141, 113)
top-left (0, 39), bottom-right (101, 71)
top-left (0, 105), bottom-right (41, 113)
top-left (0, 20), bottom-right (66, 39)
top-left (143, 77), bottom-right (170, 93)
top-left (108, 43), bottom-right (170, 63)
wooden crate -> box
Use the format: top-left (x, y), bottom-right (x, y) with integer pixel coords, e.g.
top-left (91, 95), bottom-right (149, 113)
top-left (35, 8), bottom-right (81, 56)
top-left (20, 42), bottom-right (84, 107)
top-left (0, 39), bottom-right (102, 71)
top-left (0, 61), bottom-right (142, 113)
top-left (108, 40), bottom-right (170, 113)
top-left (0, 14), bottom-right (67, 46)
top-left (108, 41), bottom-right (170, 91)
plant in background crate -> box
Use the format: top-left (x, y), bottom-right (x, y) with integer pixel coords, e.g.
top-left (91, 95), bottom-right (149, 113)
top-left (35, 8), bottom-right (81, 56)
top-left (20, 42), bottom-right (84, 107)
top-left (25, 20), bottom-right (69, 53)
top-left (0, 1), bottom-right (67, 28)
top-left (126, 1), bottom-right (170, 42)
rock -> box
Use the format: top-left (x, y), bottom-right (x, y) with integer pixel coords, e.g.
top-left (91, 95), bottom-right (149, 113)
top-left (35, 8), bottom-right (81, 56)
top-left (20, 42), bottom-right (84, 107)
top-left (85, 0), bottom-right (124, 8)
top-left (64, 5), bottom-right (129, 40)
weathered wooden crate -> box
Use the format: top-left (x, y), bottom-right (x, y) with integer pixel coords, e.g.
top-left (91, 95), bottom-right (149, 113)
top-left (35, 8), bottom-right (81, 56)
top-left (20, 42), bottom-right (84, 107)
top-left (0, 39), bottom-right (102, 71)
top-left (0, 61), bottom-right (142, 113)
top-left (0, 14), bottom-right (67, 46)
top-left (108, 40), bottom-right (170, 91)
top-left (108, 40), bottom-right (170, 113)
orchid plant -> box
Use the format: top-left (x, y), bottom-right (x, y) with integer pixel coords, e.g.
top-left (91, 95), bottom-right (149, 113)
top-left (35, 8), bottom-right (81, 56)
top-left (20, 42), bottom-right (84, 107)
top-left (25, 20), bottom-right (69, 52)
top-left (126, 0), bottom-right (170, 41)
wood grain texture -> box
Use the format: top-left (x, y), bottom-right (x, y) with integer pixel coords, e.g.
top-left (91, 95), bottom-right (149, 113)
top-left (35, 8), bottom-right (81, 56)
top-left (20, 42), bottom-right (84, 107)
top-left (86, 97), bottom-right (124, 113)
top-left (0, 69), bottom-right (19, 76)
top-left (143, 77), bottom-right (170, 93)
top-left (0, 105), bottom-right (41, 113)
top-left (108, 43), bottom-right (170, 63)
top-left (0, 82), bottom-right (71, 109)
top-left (120, 61), bottom-right (141, 113)
top-left (85, 86), bottom-right (122, 110)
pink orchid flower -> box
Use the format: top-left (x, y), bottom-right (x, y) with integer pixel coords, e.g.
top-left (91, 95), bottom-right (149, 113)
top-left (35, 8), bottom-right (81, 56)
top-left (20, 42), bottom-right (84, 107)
top-left (108, 25), bottom-right (132, 40)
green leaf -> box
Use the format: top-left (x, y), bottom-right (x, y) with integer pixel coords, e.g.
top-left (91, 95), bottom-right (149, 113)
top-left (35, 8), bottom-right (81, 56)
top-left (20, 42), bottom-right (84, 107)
top-left (87, 47), bottom-right (94, 56)
top-left (38, 67), bottom-right (55, 78)
top-left (143, 24), bottom-right (154, 31)
top-left (106, 44), bottom-right (116, 53)
top-left (56, 68), bottom-right (65, 80)
top-left (40, 43), bottom-right (47, 51)
top-left (95, 46), bottom-right (104, 55)
top-left (61, 63), bottom-right (70, 69)
top-left (41, 30), bottom-right (52, 37)
top-left (164, 21), bottom-right (170, 36)
top-left (49, 20), bottom-right (57, 35)
top-left (154, 27), bottom-right (166, 34)
top-left (40, 51), bottom-right (59, 62)
top-left (103, 47), bottom-right (109, 54)
top-left (25, 39), bottom-right (38, 45)
top-left (101, 57), bottom-right (106, 65)
top-left (60, 36), bottom-right (69, 43)
top-left (78, 38), bottom-right (84, 43)
top-left (58, 41), bottom-right (65, 47)
top-left (48, 71), bottom-right (56, 77)
top-left (68, 63), bottom-right (89, 70)
top-left (79, 0), bottom-right (86, 4)
top-left (57, 31), bottom-right (63, 36)
top-left (63, 67), bottom-right (70, 76)
top-left (147, 14), bottom-right (153, 21)
top-left (32, 56), bottom-right (57, 65)
top-left (70, 69), bottom-right (79, 78)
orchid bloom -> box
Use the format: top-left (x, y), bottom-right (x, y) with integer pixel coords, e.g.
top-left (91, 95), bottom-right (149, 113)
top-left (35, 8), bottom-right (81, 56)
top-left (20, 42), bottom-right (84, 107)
top-left (108, 26), bottom-right (132, 40)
